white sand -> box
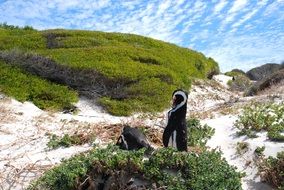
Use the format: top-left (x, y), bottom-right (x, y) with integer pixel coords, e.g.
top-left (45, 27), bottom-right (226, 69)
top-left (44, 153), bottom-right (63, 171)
top-left (212, 74), bottom-right (233, 89)
top-left (204, 115), bottom-right (283, 190)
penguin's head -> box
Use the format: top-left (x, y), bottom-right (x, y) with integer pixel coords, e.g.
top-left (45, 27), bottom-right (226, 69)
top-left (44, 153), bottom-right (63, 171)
top-left (172, 89), bottom-right (188, 108)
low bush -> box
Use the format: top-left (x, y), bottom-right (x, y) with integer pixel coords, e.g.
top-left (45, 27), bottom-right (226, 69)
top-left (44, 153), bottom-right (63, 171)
top-left (0, 61), bottom-right (78, 111)
top-left (28, 145), bottom-right (242, 190)
top-left (47, 132), bottom-right (96, 149)
top-left (258, 151), bottom-right (284, 189)
top-left (227, 75), bottom-right (252, 91)
top-left (236, 142), bottom-right (249, 155)
top-left (235, 103), bottom-right (284, 141)
top-left (187, 118), bottom-right (215, 147)
top-left (254, 146), bottom-right (265, 156)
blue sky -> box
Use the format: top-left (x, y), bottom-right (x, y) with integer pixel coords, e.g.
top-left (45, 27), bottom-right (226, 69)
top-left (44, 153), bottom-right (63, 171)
top-left (0, 0), bottom-right (283, 72)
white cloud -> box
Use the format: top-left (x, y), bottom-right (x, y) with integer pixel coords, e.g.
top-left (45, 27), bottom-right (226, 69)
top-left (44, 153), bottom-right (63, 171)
top-left (228, 0), bottom-right (248, 14)
top-left (231, 9), bottom-right (257, 29)
top-left (157, 0), bottom-right (172, 15)
top-left (231, 0), bottom-right (268, 30)
top-left (213, 0), bottom-right (228, 14)
top-left (263, 0), bottom-right (284, 16)
top-left (204, 33), bottom-right (284, 72)
top-left (192, 0), bottom-right (207, 13)
top-left (220, 0), bottom-right (248, 29)
top-left (121, 0), bottom-right (142, 10)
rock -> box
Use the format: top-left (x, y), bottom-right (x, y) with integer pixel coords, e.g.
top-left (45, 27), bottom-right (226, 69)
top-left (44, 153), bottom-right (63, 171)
top-left (246, 63), bottom-right (283, 81)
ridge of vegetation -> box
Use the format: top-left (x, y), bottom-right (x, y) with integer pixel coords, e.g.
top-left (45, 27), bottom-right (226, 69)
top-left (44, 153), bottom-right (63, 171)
top-left (0, 24), bottom-right (219, 115)
top-left (0, 60), bottom-right (77, 111)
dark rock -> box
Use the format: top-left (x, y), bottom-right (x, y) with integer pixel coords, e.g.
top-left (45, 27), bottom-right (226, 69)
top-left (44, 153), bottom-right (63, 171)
top-left (245, 69), bottom-right (284, 96)
top-left (246, 63), bottom-right (282, 81)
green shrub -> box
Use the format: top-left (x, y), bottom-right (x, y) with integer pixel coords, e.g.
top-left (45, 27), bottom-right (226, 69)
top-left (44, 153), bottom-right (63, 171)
top-left (258, 151), bottom-right (284, 189)
top-left (227, 75), bottom-right (252, 91)
top-left (47, 131), bottom-right (96, 149)
top-left (47, 134), bottom-right (75, 149)
top-left (254, 146), bottom-right (265, 156)
top-left (236, 129), bottom-right (258, 138)
top-left (187, 118), bottom-right (215, 147)
top-left (28, 145), bottom-right (242, 190)
top-left (267, 130), bottom-right (284, 142)
top-left (235, 103), bottom-right (284, 141)
top-left (0, 61), bottom-right (78, 111)
top-left (236, 142), bottom-right (249, 155)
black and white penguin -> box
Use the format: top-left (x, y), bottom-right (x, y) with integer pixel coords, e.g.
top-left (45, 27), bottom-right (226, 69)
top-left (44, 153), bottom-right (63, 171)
top-left (163, 89), bottom-right (188, 151)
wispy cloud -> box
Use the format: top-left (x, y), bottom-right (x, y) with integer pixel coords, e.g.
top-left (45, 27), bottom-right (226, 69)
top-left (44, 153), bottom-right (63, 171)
top-left (0, 0), bottom-right (283, 71)
top-left (204, 32), bottom-right (284, 71)
top-left (213, 0), bottom-right (228, 14)
top-left (228, 0), bottom-right (248, 14)
top-left (220, 0), bottom-right (248, 29)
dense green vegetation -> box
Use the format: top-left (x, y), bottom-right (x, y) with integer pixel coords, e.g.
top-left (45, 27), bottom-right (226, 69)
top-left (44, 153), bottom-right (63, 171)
top-left (28, 145), bottom-right (242, 190)
top-left (0, 24), bottom-right (219, 115)
top-left (0, 60), bottom-right (77, 111)
top-left (235, 103), bottom-right (284, 141)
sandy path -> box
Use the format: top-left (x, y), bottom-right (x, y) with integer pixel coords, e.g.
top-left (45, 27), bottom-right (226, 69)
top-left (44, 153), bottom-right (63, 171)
top-left (205, 115), bottom-right (283, 190)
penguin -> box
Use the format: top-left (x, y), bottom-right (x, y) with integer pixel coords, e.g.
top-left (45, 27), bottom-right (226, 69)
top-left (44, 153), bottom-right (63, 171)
top-left (163, 89), bottom-right (188, 151)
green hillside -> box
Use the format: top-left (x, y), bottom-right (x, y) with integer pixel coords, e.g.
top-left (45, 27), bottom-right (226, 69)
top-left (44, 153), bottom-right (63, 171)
top-left (0, 24), bottom-right (219, 115)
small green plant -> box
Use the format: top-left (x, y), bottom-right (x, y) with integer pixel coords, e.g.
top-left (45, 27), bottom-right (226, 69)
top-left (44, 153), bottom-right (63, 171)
top-left (236, 129), bottom-right (258, 138)
top-left (187, 118), bottom-right (215, 147)
top-left (236, 142), bottom-right (249, 155)
top-left (47, 133), bottom-right (95, 149)
top-left (254, 146), bottom-right (265, 156)
top-left (47, 134), bottom-right (77, 149)
top-left (235, 103), bottom-right (284, 141)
